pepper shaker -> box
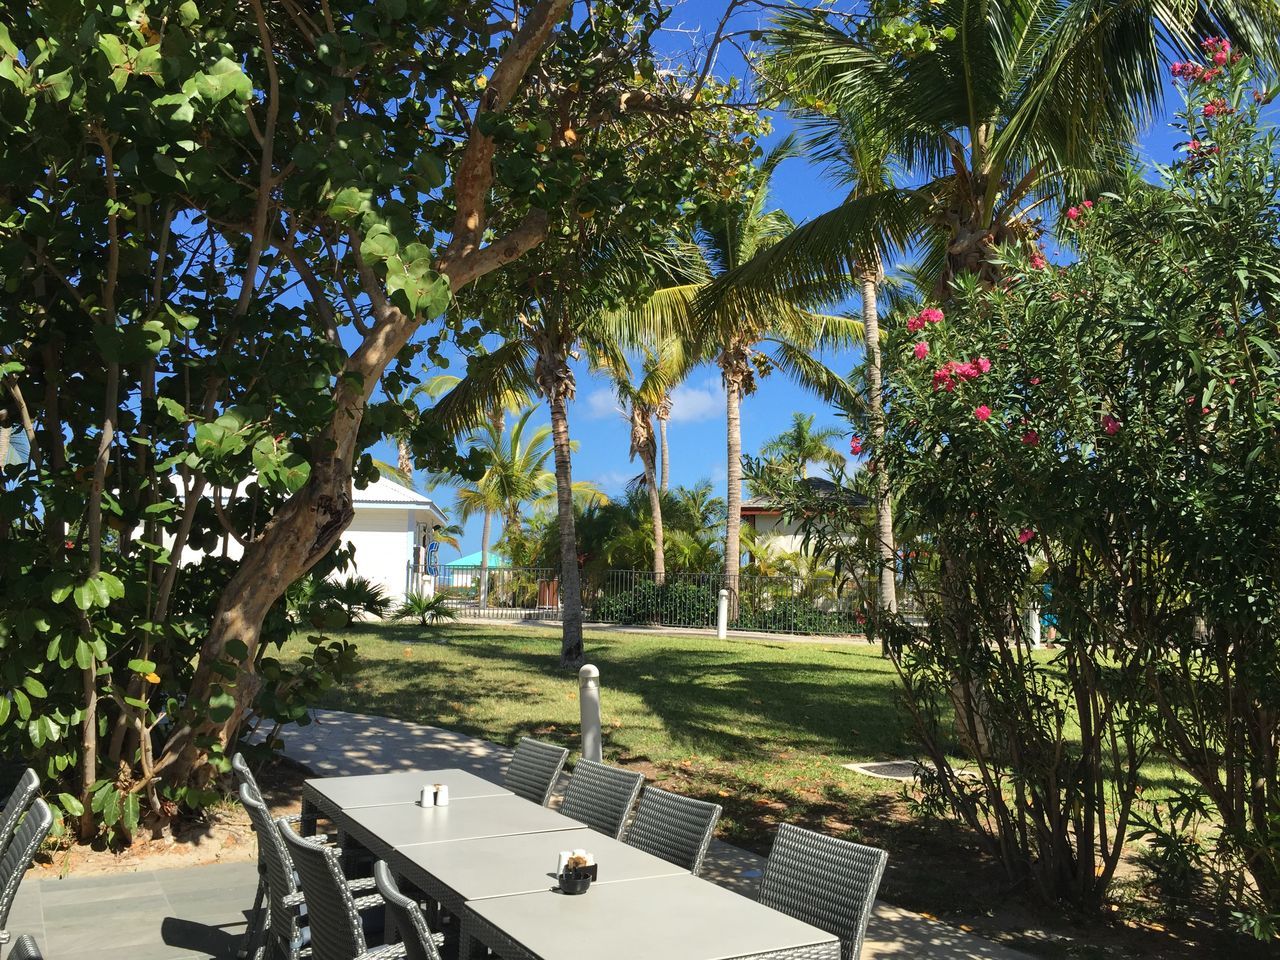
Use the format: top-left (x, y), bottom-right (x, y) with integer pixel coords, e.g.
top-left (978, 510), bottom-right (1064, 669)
top-left (419, 785), bottom-right (434, 807)
top-left (435, 783), bottom-right (449, 806)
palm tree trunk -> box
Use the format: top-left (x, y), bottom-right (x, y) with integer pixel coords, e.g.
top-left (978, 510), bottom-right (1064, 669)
top-left (643, 449), bottom-right (665, 585)
top-left (862, 265), bottom-right (897, 638)
top-left (478, 510), bottom-right (492, 609)
top-left (397, 436), bottom-right (413, 480)
top-left (549, 386), bottom-right (584, 666)
top-left (722, 362), bottom-right (744, 620)
top-left (657, 399), bottom-right (671, 493)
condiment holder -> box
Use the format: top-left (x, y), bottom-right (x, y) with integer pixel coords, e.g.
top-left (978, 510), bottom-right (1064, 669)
top-left (418, 784), bottom-right (450, 807)
top-left (556, 850), bottom-right (597, 895)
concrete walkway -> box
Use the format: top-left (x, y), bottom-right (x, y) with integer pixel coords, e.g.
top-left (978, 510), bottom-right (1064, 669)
top-left (5, 711), bottom-right (1033, 960)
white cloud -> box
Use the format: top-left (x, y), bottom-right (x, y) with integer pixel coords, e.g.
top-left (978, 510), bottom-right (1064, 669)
top-left (667, 375), bottom-right (724, 423)
top-left (581, 388), bottom-right (623, 421)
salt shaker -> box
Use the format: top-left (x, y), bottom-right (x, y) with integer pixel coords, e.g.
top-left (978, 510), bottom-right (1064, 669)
top-left (434, 783), bottom-right (449, 806)
top-left (419, 785), bottom-right (434, 807)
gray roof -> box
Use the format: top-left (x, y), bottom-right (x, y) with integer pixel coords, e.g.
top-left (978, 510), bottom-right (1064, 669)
top-left (742, 476), bottom-right (869, 512)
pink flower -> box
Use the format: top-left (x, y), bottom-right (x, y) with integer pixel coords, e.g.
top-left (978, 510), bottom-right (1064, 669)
top-left (849, 436), bottom-right (863, 456)
top-left (1101, 414), bottom-right (1120, 435)
top-left (1066, 206), bottom-right (1081, 221)
top-left (1082, 200), bottom-right (1094, 209)
top-left (974, 405), bottom-right (992, 422)
top-left (975, 356), bottom-right (991, 374)
top-left (906, 315), bottom-right (925, 333)
top-left (1021, 430), bottom-right (1040, 446)
top-left (1018, 529), bottom-right (1036, 545)
top-left (1030, 251), bottom-right (1047, 270)
top-left (913, 341), bottom-right (930, 360)
top-left (920, 307), bottom-right (944, 324)
top-left (1030, 376), bottom-right (1041, 385)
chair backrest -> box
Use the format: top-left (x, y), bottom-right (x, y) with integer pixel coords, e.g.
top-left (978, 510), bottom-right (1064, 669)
top-left (504, 738), bottom-right (569, 806)
top-left (558, 759), bottom-right (643, 839)
top-left (238, 784), bottom-right (301, 950)
top-left (232, 752), bottom-right (265, 805)
top-left (0, 770), bottom-right (39, 862)
top-left (8, 934), bottom-right (42, 960)
top-left (625, 786), bottom-right (721, 875)
top-left (373, 861), bottom-right (441, 960)
top-left (0, 798), bottom-right (52, 934)
top-left (278, 818), bottom-right (367, 960)
top-left (758, 824), bottom-right (887, 960)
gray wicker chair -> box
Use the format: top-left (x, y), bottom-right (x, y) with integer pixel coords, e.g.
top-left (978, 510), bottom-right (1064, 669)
top-left (372, 862), bottom-right (445, 960)
top-left (8, 934), bottom-right (42, 960)
top-left (557, 759), bottom-right (643, 839)
top-left (624, 785), bottom-right (721, 875)
top-left (758, 824), bottom-right (887, 960)
top-left (279, 821), bottom-right (429, 960)
top-left (240, 783), bottom-right (308, 960)
top-left (0, 770), bottom-right (39, 864)
top-left (0, 799), bottom-right (52, 949)
top-left (503, 738), bottom-right (569, 807)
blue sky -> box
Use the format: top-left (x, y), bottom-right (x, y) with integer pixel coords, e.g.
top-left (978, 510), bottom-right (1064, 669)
top-left (385, 1), bottom-right (1214, 559)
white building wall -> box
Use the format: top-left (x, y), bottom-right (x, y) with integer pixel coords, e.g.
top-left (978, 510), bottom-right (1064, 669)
top-left (340, 508), bottom-right (414, 602)
top-left (748, 514), bottom-right (808, 555)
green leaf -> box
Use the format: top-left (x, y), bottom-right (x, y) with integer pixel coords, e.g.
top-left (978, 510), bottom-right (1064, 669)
top-left (328, 186), bottom-right (372, 221)
top-left (360, 227), bottom-right (398, 262)
top-left (98, 35), bottom-right (128, 68)
top-left (100, 787), bottom-right (121, 825)
top-left (195, 57), bottom-right (251, 103)
top-left (0, 697), bottom-right (9, 725)
top-left (12, 688), bottom-right (30, 720)
top-left (128, 658), bottom-right (156, 674)
top-left (41, 67), bottom-right (74, 102)
top-left (74, 639), bottom-right (94, 670)
top-left (208, 689), bottom-right (236, 722)
top-left (57, 793), bottom-right (84, 817)
top-left (178, 1), bottom-right (200, 26)
top-left (21, 676), bottom-right (47, 698)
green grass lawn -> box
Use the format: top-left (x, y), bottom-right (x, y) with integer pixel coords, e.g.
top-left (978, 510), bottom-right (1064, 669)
top-left (280, 620), bottom-right (1252, 958)
top-left (282, 621), bottom-right (993, 914)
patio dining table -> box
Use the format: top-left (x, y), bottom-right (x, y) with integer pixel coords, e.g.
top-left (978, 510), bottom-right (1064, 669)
top-left (305, 768), bottom-right (839, 960)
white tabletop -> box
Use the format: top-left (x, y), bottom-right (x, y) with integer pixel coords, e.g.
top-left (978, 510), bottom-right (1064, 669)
top-left (395, 828), bottom-right (687, 902)
top-left (342, 794), bottom-right (583, 852)
top-left (465, 874), bottom-right (838, 960)
top-left (304, 768), bottom-right (511, 809)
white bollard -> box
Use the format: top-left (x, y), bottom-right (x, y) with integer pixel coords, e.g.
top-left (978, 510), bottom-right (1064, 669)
top-left (578, 664), bottom-right (602, 763)
top-left (1027, 603), bottom-right (1042, 649)
top-left (717, 589), bottom-right (729, 640)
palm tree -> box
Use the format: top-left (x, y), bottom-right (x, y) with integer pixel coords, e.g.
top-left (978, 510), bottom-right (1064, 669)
top-left (620, 140), bottom-right (862, 612)
top-left (445, 407), bottom-right (601, 608)
top-left (595, 341), bottom-right (696, 584)
top-left (421, 364), bottom-right (534, 605)
top-left (794, 106), bottom-right (899, 616)
top-left (716, 2), bottom-right (1279, 304)
top-left (761, 412), bottom-right (845, 479)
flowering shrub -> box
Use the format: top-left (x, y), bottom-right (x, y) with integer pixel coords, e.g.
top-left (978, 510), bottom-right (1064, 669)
top-left (882, 49), bottom-right (1280, 933)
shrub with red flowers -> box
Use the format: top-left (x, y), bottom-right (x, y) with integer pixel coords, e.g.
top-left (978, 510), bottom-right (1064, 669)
top-left (880, 51), bottom-right (1280, 935)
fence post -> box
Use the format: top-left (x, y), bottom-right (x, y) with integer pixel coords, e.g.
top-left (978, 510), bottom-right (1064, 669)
top-left (716, 589), bottom-right (729, 640)
top-left (578, 664), bottom-right (602, 763)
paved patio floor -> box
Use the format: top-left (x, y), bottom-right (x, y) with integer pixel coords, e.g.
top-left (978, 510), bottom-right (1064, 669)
top-left (4, 711), bottom-right (1034, 960)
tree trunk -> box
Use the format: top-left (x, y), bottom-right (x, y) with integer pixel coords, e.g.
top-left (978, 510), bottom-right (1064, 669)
top-left (657, 398), bottom-right (671, 493)
top-left (861, 266), bottom-right (898, 635)
top-left (547, 380), bottom-right (584, 667)
top-left (722, 357), bottom-right (745, 619)
top-left (397, 436), bottom-right (413, 481)
top-left (478, 509), bottom-right (492, 608)
top-left (643, 449), bottom-right (665, 584)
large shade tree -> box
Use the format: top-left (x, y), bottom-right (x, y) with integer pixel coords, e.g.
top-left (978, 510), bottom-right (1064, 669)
top-left (0, 0), bottom-right (752, 835)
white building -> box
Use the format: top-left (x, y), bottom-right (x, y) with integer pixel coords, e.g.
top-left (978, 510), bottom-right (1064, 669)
top-left (177, 475), bottom-right (448, 603)
top-left (340, 476), bottom-right (449, 602)
top-left (741, 477), bottom-right (869, 556)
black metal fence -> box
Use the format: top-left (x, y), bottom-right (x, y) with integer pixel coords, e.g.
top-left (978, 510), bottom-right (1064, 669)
top-left (414, 564), bottom-right (893, 637)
